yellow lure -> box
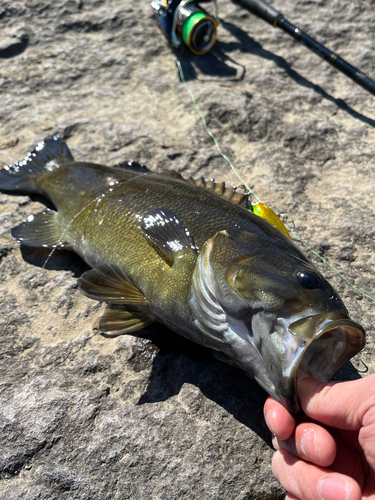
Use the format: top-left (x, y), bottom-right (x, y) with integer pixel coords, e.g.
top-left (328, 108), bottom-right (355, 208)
top-left (250, 202), bottom-right (290, 238)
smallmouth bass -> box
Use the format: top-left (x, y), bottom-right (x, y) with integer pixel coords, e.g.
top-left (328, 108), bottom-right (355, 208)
top-left (0, 136), bottom-right (365, 413)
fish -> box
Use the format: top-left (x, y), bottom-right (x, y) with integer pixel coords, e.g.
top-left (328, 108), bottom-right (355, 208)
top-left (0, 136), bottom-right (365, 413)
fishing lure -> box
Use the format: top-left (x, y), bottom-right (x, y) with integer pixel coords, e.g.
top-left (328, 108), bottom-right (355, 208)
top-left (250, 202), bottom-right (290, 238)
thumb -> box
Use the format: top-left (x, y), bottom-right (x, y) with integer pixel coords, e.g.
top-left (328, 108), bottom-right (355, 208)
top-left (298, 373), bottom-right (375, 430)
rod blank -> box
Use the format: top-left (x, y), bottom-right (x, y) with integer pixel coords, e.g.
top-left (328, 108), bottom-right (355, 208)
top-left (233, 0), bottom-right (375, 96)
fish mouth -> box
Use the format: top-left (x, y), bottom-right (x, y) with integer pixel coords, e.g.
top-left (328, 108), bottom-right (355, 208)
top-left (277, 311), bottom-right (365, 413)
top-left (188, 232), bottom-right (365, 414)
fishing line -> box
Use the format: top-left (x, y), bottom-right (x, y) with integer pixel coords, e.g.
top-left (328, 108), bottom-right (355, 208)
top-left (176, 60), bottom-right (261, 204)
top-left (175, 57), bottom-right (375, 303)
top-left (18, 193), bottom-right (110, 334)
top-left (40, 194), bottom-right (105, 270)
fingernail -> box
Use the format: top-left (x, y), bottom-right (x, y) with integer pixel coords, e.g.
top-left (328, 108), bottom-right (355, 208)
top-left (319, 477), bottom-right (349, 500)
top-left (300, 429), bottom-right (316, 460)
top-left (264, 409), bottom-right (270, 427)
top-left (272, 434), bottom-right (279, 450)
top-left (264, 409), bottom-right (274, 433)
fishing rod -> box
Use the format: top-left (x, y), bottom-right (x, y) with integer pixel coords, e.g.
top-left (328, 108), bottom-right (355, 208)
top-left (233, 0), bottom-right (375, 96)
top-left (151, 2), bottom-right (375, 302)
top-left (152, 0), bottom-right (375, 96)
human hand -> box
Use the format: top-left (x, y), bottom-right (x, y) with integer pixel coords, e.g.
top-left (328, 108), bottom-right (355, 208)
top-left (264, 373), bottom-right (375, 500)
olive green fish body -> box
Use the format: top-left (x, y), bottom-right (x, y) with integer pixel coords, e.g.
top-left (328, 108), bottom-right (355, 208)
top-left (0, 137), bottom-right (365, 413)
top-left (36, 159), bottom-right (302, 338)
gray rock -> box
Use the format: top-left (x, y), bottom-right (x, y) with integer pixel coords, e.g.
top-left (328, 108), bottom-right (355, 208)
top-left (0, 0), bottom-right (374, 498)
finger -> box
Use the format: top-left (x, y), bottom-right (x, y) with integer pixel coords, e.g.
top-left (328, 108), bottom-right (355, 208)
top-left (273, 449), bottom-right (362, 500)
top-left (278, 425), bottom-right (367, 487)
top-left (264, 396), bottom-right (296, 441)
top-left (285, 495), bottom-right (301, 500)
top-left (298, 373), bottom-right (375, 430)
top-left (277, 422), bottom-right (336, 467)
top-left (329, 429), bottom-right (366, 485)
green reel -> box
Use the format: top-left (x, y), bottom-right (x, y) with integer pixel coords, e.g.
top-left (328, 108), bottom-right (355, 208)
top-left (172, 1), bottom-right (218, 54)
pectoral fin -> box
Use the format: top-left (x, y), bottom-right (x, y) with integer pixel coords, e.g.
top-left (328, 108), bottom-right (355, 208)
top-left (11, 209), bottom-right (68, 248)
top-left (100, 304), bottom-right (154, 335)
top-left (78, 264), bottom-right (148, 305)
top-left (141, 208), bottom-right (197, 265)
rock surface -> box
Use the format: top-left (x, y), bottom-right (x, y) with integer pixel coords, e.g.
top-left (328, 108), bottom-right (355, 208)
top-left (0, 0), bottom-right (374, 498)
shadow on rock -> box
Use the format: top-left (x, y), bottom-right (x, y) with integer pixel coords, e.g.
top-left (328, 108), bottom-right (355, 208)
top-left (180, 20), bottom-right (375, 128)
top-left (175, 44), bottom-right (245, 82)
top-left (0, 36), bottom-right (29, 59)
top-left (20, 245), bottom-right (90, 278)
top-left (129, 322), bottom-right (363, 447)
top-left (222, 20), bottom-right (375, 127)
top-left (126, 324), bottom-right (272, 444)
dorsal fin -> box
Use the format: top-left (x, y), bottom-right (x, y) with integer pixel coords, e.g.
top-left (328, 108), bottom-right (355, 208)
top-left (112, 160), bottom-right (150, 173)
top-left (188, 176), bottom-right (250, 209)
top-left (159, 170), bottom-right (250, 208)
top-left (159, 170), bottom-right (191, 182)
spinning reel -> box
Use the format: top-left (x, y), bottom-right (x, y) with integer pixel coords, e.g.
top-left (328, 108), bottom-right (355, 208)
top-left (151, 0), bottom-right (218, 54)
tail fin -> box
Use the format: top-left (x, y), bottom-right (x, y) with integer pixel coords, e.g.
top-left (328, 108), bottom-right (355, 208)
top-left (0, 135), bottom-right (74, 193)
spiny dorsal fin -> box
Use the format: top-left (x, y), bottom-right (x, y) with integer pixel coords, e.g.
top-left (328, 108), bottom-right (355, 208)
top-left (11, 209), bottom-right (68, 248)
top-left (0, 136), bottom-right (73, 193)
top-left (78, 264), bottom-right (148, 305)
top-left (159, 170), bottom-right (190, 182)
top-left (141, 208), bottom-right (197, 266)
top-left (159, 170), bottom-right (250, 208)
top-left (112, 160), bottom-right (150, 173)
top-left (188, 176), bottom-right (250, 209)
top-left (99, 304), bottom-right (154, 336)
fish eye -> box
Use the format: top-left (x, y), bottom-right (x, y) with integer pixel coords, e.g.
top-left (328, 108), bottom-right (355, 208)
top-left (297, 270), bottom-right (322, 289)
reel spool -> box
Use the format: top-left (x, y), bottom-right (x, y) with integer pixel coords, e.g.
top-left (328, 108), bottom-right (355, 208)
top-left (152, 0), bottom-right (218, 55)
top-left (175, 1), bottom-right (217, 54)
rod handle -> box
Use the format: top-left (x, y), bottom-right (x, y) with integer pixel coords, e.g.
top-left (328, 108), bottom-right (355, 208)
top-left (232, 0), bottom-right (281, 25)
top-left (361, 76), bottom-right (375, 96)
